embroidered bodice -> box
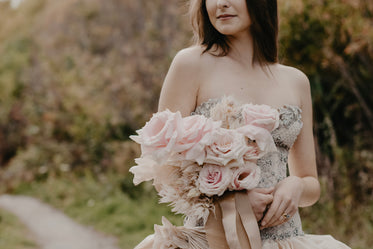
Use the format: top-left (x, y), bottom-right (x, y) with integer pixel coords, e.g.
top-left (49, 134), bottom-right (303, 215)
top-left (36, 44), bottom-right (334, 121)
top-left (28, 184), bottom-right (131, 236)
top-left (191, 97), bottom-right (305, 242)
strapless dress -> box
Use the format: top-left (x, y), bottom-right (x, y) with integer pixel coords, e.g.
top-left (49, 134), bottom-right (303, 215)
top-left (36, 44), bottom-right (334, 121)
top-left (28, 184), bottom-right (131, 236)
top-left (133, 97), bottom-right (351, 249)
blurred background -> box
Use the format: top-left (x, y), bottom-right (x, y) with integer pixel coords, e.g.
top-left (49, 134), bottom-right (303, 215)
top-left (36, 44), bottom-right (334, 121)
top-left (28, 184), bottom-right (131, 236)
top-left (0, 0), bottom-right (372, 248)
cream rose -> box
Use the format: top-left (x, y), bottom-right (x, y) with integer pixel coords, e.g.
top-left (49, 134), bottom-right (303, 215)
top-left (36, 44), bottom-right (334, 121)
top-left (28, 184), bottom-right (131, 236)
top-left (176, 115), bottom-right (221, 165)
top-left (198, 164), bottom-right (232, 197)
top-left (205, 128), bottom-right (247, 166)
top-left (130, 110), bottom-right (183, 161)
top-left (229, 162), bottom-right (261, 191)
top-left (241, 104), bottom-right (280, 132)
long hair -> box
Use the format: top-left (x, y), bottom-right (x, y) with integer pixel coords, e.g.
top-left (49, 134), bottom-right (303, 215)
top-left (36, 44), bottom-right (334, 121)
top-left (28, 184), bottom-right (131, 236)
top-left (189, 0), bottom-right (278, 65)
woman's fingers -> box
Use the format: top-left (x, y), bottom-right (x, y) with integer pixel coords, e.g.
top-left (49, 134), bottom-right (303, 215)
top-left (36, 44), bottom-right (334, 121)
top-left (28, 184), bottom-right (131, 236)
top-left (270, 206), bottom-right (295, 227)
top-left (255, 193), bottom-right (273, 221)
top-left (261, 195), bottom-right (298, 229)
top-left (262, 198), bottom-right (288, 228)
top-left (247, 188), bottom-right (274, 221)
top-left (254, 211), bottom-right (264, 221)
top-left (260, 196), bottom-right (282, 228)
top-left (256, 187), bottom-right (275, 194)
top-left (259, 176), bottom-right (304, 229)
top-left (264, 193), bottom-right (274, 205)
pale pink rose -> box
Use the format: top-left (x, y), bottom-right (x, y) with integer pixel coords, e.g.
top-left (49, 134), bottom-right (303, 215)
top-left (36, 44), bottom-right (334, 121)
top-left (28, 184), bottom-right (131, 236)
top-left (241, 104), bottom-right (280, 132)
top-left (229, 162), bottom-right (261, 191)
top-left (176, 115), bottom-right (221, 165)
top-left (198, 164), bottom-right (232, 197)
top-left (243, 142), bottom-right (262, 161)
top-left (205, 128), bottom-right (247, 166)
top-left (236, 124), bottom-right (277, 154)
top-left (130, 110), bottom-right (183, 161)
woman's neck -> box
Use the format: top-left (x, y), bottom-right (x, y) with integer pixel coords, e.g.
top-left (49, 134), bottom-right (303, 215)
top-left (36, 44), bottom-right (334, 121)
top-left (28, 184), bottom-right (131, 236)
top-left (227, 31), bottom-right (255, 68)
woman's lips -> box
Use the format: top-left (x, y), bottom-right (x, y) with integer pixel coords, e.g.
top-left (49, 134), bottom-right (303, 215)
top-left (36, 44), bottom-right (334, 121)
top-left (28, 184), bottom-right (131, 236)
top-left (217, 14), bottom-right (236, 20)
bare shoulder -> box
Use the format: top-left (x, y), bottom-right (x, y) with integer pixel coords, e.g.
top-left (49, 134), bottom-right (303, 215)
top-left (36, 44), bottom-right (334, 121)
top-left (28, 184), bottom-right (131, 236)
top-left (165, 46), bottom-right (207, 88)
top-left (176, 45), bottom-right (205, 59)
top-left (276, 64), bottom-right (309, 85)
top-left (164, 45), bottom-right (208, 90)
top-left (274, 64), bottom-right (312, 109)
top-left (172, 46), bottom-right (206, 68)
top-left (275, 64), bottom-right (311, 95)
top-left (158, 46), bottom-right (206, 114)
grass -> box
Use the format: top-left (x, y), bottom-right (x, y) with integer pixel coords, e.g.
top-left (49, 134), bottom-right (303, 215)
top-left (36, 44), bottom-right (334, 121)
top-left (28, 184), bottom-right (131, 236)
top-left (13, 171), bottom-right (183, 249)
top-left (0, 209), bottom-right (37, 249)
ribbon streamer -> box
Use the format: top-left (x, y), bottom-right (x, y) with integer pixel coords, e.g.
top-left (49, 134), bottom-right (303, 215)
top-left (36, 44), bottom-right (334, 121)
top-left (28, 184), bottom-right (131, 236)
top-left (205, 192), bottom-right (262, 249)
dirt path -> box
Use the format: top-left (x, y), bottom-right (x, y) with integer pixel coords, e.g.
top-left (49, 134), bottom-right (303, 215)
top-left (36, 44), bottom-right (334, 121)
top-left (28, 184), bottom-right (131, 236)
top-left (0, 194), bottom-right (120, 249)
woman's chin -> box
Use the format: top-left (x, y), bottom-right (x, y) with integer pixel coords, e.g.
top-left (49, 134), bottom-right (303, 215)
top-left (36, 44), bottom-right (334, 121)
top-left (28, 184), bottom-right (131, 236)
top-left (216, 27), bottom-right (250, 37)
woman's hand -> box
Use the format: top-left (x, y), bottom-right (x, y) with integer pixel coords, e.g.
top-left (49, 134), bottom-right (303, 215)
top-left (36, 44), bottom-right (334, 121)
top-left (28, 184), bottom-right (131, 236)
top-left (246, 187), bottom-right (274, 221)
top-left (260, 176), bottom-right (304, 229)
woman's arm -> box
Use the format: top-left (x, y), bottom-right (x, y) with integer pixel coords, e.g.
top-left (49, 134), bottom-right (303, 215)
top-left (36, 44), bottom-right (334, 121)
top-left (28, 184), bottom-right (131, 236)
top-left (260, 69), bottom-right (320, 229)
top-left (152, 47), bottom-right (202, 192)
top-left (158, 47), bottom-right (202, 116)
top-left (288, 70), bottom-right (320, 207)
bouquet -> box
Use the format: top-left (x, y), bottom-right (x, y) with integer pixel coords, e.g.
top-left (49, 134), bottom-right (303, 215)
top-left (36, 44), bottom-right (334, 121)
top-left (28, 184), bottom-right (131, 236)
top-left (130, 97), bottom-right (280, 225)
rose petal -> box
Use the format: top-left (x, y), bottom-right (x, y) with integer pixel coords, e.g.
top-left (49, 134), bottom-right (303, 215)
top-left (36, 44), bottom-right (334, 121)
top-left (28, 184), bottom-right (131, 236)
top-left (198, 164), bottom-right (232, 196)
top-left (236, 124), bottom-right (277, 153)
top-left (229, 163), bottom-right (261, 191)
top-left (129, 157), bottom-right (157, 185)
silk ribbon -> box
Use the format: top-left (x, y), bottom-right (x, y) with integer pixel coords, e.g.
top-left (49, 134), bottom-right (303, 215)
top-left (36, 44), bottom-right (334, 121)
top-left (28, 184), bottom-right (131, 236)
top-left (205, 192), bottom-right (262, 249)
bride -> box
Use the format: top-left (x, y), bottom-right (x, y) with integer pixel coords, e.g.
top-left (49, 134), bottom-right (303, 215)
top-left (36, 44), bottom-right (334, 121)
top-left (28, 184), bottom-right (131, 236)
top-left (132, 0), bottom-right (351, 248)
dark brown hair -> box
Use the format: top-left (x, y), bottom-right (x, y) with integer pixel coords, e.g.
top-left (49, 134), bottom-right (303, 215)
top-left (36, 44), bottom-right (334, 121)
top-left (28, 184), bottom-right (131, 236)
top-left (189, 0), bottom-right (278, 65)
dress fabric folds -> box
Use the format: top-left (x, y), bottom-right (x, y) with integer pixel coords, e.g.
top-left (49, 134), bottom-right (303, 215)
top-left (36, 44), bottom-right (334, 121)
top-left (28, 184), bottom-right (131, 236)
top-left (132, 97), bottom-right (351, 249)
top-left (135, 234), bottom-right (350, 249)
top-left (261, 235), bottom-right (351, 249)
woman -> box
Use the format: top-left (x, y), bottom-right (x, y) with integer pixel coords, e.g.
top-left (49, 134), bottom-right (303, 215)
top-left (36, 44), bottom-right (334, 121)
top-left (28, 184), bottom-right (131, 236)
top-left (134, 0), bottom-right (351, 248)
